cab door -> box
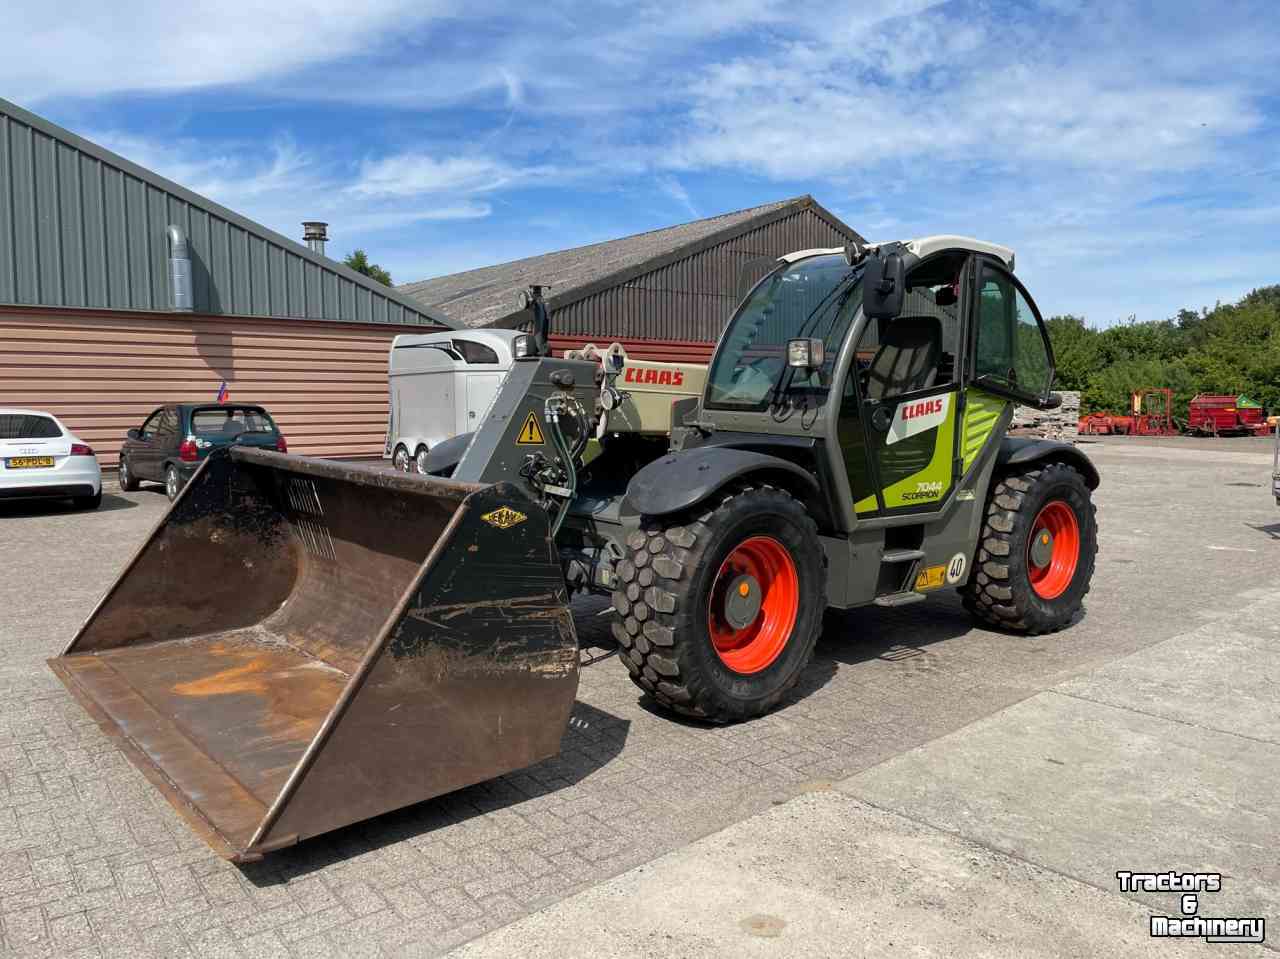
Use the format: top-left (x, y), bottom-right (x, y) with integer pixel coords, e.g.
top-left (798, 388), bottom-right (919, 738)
top-left (843, 273), bottom-right (967, 517)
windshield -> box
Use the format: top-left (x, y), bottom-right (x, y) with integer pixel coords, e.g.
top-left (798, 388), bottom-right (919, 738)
top-left (706, 254), bottom-right (863, 410)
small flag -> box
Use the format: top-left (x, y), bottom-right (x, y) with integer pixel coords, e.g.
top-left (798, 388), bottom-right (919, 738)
top-left (216, 381), bottom-right (229, 403)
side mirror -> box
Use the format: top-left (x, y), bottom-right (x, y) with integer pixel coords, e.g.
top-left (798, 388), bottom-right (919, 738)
top-left (127, 428), bottom-right (141, 441)
top-left (863, 251), bottom-right (905, 321)
top-left (1038, 391), bottom-right (1063, 411)
top-left (787, 338), bottom-right (825, 370)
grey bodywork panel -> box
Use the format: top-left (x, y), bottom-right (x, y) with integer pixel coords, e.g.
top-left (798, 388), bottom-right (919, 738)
top-left (997, 437), bottom-right (1100, 489)
top-left (624, 446), bottom-right (820, 518)
top-left (452, 357), bottom-right (600, 490)
top-left (421, 431), bottom-right (474, 475)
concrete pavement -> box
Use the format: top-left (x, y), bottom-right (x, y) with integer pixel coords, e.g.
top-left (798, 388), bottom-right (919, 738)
top-left (455, 581), bottom-right (1280, 957)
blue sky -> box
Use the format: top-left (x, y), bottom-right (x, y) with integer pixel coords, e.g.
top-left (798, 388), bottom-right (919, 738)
top-left (6, 0), bottom-right (1278, 325)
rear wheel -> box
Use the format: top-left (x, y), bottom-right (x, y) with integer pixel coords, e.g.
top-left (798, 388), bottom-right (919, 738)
top-left (961, 462), bottom-right (1097, 633)
top-left (611, 487), bottom-right (825, 723)
top-left (165, 465), bottom-right (181, 501)
top-left (117, 455), bottom-right (139, 491)
top-left (414, 445), bottom-right (430, 474)
top-left (73, 490), bottom-right (102, 510)
top-left (392, 445), bottom-right (412, 472)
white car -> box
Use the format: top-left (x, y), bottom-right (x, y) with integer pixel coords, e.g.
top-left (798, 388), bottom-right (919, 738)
top-left (0, 408), bottom-right (102, 509)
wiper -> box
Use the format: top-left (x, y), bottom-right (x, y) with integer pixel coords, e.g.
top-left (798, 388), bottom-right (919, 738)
top-left (767, 270), bottom-right (860, 411)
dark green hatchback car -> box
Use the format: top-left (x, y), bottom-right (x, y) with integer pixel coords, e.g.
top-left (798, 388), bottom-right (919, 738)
top-left (118, 403), bottom-right (287, 500)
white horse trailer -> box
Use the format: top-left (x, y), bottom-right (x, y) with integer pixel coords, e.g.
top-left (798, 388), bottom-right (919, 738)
top-left (384, 329), bottom-right (520, 473)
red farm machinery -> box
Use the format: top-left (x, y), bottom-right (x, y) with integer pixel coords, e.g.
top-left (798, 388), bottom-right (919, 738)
top-left (1187, 394), bottom-right (1270, 436)
top-left (1078, 388), bottom-right (1179, 437)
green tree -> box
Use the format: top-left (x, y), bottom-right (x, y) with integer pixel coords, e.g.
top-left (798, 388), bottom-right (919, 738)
top-left (343, 249), bottom-right (392, 286)
top-left (1044, 314), bottom-right (1100, 392)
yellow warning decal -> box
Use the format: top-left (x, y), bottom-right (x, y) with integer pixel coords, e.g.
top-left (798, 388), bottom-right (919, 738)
top-left (914, 564), bottom-right (946, 592)
top-left (515, 411), bottom-right (545, 445)
top-left (481, 506), bottom-right (527, 529)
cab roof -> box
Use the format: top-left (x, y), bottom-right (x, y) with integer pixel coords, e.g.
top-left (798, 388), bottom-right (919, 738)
top-left (779, 235), bottom-right (1016, 270)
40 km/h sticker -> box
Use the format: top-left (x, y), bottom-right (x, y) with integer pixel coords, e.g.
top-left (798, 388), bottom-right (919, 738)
top-left (946, 553), bottom-right (967, 584)
top-left (516, 411), bottom-right (545, 445)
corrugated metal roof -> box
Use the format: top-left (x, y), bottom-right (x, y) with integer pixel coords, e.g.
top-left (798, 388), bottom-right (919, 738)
top-left (0, 97), bottom-right (450, 327)
top-left (399, 196), bottom-right (862, 329)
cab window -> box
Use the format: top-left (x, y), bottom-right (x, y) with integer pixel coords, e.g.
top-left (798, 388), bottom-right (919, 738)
top-left (140, 410), bottom-right (163, 440)
top-left (452, 339), bottom-right (500, 364)
top-left (973, 264), bottom-right (1053, 400)
top-left (853, 252), bottom-right (964, 400)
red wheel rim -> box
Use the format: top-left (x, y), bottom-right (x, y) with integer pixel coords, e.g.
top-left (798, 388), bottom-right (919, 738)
top-left (1028, 501), bottom-right (1080, 600)
top-left (706, 536), bottom-right (799, 674)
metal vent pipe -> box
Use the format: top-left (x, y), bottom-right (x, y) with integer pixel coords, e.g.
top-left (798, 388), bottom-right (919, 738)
top-left (166, 225), bottom-right (194, 312)
top-left (303, 221), bottom-right (329, 256)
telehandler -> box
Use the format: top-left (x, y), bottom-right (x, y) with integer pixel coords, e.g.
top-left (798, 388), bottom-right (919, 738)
top-left (51, 236), bottom-right (1098, 861)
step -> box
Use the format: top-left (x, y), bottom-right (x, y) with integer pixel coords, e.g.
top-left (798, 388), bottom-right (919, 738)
top-left (881, 548), bottom-right (925, 564)
top-left (873, 591), bottom-right (929, 607)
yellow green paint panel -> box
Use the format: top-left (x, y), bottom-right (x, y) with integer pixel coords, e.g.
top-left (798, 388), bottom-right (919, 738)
top-left (961, 389), bottom-right (1007, 472)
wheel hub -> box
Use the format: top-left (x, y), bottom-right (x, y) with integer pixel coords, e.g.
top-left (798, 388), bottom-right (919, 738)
top-left (1029, 528), bottom-right (1055, 567)
top-left (706, 536), bottom-right (799, 675)
top-left (1027, 500), bottom-right (1081, 600)
top-left (723, 574), bottom-right (762, 630)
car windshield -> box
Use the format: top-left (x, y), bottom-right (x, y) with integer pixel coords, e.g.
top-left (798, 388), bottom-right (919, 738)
top-left (706, 255), bottom-right (863, 410)
top-left (191, 407), bottom-right (277, 438)
top-left (0, 413), bottom-right (62, 439)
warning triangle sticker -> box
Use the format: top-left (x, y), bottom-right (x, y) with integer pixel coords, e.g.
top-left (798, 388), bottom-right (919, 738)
top-left (515, 411), bottom-right (545, 445)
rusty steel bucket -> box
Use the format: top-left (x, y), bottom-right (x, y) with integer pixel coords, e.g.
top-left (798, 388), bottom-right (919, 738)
top-left (49, 448), bottom-right (578, 862)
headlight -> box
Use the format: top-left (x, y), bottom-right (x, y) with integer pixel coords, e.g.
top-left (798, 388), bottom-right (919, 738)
top-left (787, 337), bottom-right (824, 369)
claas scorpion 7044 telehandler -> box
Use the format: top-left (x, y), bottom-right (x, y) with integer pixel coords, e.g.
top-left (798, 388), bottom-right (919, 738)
top-left (50, 236), bottom-right (1098, 862)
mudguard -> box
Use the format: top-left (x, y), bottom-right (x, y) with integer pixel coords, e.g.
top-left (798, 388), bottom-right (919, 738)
top-left (624, 446), bottom-right (819, 517)
top-left (998, 436), bottom-right (1100, 489)
top-left (422, 431), bottom-right (475, 476)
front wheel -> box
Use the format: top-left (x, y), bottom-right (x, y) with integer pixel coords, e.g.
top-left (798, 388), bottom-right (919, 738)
top-left (414, 445), bottom-right (430, 475)
top-left (610, 486), bottom-right (825, 723)
top-left (392, 444), bottom-right (413, 472)
top-left (961, 462), bottom-right (1098, 634)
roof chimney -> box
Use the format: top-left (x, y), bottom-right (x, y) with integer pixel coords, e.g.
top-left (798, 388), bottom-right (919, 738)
top-left (302, 221), bottom-right (329, 256)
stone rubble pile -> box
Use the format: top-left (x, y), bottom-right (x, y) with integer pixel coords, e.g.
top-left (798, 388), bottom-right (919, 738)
top-left (1011, 390), bottom-right (1080, 442)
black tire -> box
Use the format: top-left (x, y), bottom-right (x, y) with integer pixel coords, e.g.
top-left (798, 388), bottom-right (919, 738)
top-left (414, 445), bottom-right (430, 475)
top-left (961, 462), bottom-right (1098, 634)
top-left (117, 455), bottom-right (139, 491)
top-left (392, 444), bottom-right (412, 473)
top-left (73, 490), bottom-right (102, 510)
top-left (610, 486), bottom-right (825, 723)
top-left (165, 465), bottom-right (182, 502)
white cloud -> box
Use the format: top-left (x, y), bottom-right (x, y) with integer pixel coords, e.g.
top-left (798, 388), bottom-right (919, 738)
top-left (86, 129), bottom-right (502, 254)
top-left (351, 155), bottom-right (526, 198)
top-left (3, 0), bottom-right (456, 102)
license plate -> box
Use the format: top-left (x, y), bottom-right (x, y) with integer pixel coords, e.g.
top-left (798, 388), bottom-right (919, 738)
top-left (6, 456), bottom-right (54, 469)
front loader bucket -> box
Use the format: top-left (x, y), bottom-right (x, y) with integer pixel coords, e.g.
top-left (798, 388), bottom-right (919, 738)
top-left (49, 448), bottom-right (578, 862)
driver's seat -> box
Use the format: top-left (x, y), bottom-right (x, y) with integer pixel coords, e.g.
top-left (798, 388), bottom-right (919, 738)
top-left (865, 316), bottom-right (942, 399)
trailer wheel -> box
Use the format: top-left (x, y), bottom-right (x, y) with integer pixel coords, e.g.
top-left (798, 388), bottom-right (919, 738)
top-left (392, 445), bottom-right (412, 473)
top-left (414, 445), bottom-right (430, 475)
top-left (610, 486), bottom-right (825, 723)
top-left (961, 462), bottom-right (1097, 634)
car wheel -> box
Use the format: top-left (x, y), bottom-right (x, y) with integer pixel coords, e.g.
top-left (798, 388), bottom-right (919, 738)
top-left (165, 465), bottom-right (181, 501)
top-left (392, 445), bottom-right (412, 472)
top-left (118, 455), bottom-right (139, 491)
top-left (414, 445), bottom-right (430, 474)
top-left (73, 491), bottom-right (103, 511)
